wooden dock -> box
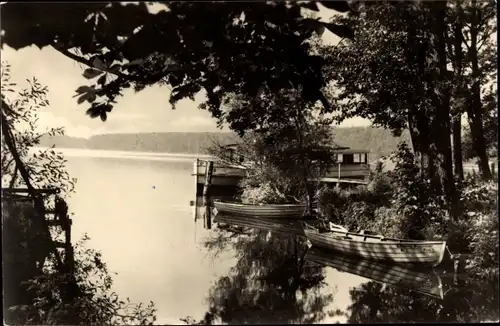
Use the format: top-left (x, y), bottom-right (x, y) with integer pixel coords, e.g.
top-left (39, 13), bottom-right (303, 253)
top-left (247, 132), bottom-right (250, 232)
top-left (2, 188), bottom-right (75, 273)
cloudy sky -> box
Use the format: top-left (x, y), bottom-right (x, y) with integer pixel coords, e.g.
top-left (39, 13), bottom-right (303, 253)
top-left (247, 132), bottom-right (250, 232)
top-left (2, 3), bottom-right (370, 139)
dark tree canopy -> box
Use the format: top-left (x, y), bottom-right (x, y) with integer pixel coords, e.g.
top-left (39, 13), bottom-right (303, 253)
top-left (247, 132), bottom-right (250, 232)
top-left (1, 1), bottom-right (353, 134)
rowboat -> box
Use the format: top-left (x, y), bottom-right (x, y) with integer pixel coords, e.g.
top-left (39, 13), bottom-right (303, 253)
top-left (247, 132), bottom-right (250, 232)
top-left (302, 221), bottom-right (447, 266)
top-left (213, 201), bottom-right (306, 219)
top-left (305, 247), bottom-right (444, 299)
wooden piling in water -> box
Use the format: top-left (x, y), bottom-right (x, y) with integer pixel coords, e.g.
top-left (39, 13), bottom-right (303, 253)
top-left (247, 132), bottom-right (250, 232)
top-left (194, 159), bottom-right (199, 222)
top-left (203, 160), bottom-right (214, 229)
top-left (203, 160), bottom-right (214, 206)
top-left (204, 206), bottom-right (212, 230)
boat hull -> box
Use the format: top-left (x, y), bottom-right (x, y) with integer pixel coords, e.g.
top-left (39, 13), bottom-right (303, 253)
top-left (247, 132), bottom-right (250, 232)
top-left (303, 225), bottom-right (446, 266)
top-left (214, 201), bottom-right (306, 219)
top-left (305, 248), bottom-right (444, 299)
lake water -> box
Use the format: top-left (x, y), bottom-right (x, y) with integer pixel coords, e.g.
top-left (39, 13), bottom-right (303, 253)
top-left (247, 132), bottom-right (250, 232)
top-left (60, 149), bottom-right (498, 324)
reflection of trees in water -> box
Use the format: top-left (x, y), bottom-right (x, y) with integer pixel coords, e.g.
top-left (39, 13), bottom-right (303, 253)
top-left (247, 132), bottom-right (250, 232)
top-left (345, 274), bottom-right (499, 323)
top-left (201, 229), bottom-right (336, 324)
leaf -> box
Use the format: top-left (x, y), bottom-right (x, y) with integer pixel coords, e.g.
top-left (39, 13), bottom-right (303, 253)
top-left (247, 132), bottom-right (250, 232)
top-left (86, 107), bottom-right (100, 119)
top-left (109, 64), bottom-right (122, 74)
top-left (319, 1), bottom-right (351, 12)
top-left (75, 85), bottom-right (95, 94)
top-left (124, 58), bottom-right (145, 67)
top-left (83, 68), bottom-right (104, 79)
top-left (92, 57), bottom-right (108, 70)
top-left (97, 74), bottom-right (106, 86)
top-left (77, 93), bottom-right (89, 105)
top-left (300, 2), bottom-right (320, 11)
top-left (100, 112), bottom-right (107, 122)
top-left (315, 24), bottom-right (326, 37)
top-left (86, 92), bottom-right (97, 103)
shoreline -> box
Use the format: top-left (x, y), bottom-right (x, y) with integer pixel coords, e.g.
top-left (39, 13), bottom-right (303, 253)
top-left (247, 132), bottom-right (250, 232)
top-left (31, 146), bottom-right (214, 161)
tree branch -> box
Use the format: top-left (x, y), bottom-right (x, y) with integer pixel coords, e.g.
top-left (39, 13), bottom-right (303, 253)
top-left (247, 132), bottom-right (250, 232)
top-left (9, 164), bottom-right (18, 188)
top-left (51, 43), bottom-right (171, 85)
top-left (51, 44), bottom-right (128, 79)
top-left (476, 27), bottom-right (494, 52)
top-left (461, 31), bottom-right (471, 51)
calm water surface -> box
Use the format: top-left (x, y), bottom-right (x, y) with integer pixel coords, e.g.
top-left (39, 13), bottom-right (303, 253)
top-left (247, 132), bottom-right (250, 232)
top-left (61, 149), bottom-right (498, 324)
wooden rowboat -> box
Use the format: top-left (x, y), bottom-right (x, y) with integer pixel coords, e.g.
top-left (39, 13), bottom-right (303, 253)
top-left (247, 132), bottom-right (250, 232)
top-left (213, 201), bottom-right (306, 219)
top-left (303, 221), bottom-right (447, 267)
top-left (305, 247), bottom-right (444, 299)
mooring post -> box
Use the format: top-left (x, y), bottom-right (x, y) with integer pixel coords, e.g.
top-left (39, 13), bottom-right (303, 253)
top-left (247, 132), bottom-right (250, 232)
top-left (203, 161), bottom-right (214, 229)
top-left (194, 158), bottom-right (200, 197)
top-left (203, 161), bottom-right (214, 206)
top-left (452, 253), bottom-right (466, 285)
top-left (204, 205), bottom-right (212, 230)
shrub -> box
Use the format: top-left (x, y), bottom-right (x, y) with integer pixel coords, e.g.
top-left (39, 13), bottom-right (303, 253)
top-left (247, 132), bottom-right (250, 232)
top-left (316, 186), bottom-right (379, 231)
top-left (367, 161), bottom-right (393, 205)
top-left (371, 207), bottom-right (409, 239)
top-left (7, 234), bottom-right (157, 325)
top-left (240, 182), bottom-right (291, 204)
top-left (460, 174), bottom-right (498, 214)
top-left (316, 186), bottom-right (348, 224)
top-left (342, 201), bottom-right (376, 232)
top-left (465, 212), bottom-right (499, 278)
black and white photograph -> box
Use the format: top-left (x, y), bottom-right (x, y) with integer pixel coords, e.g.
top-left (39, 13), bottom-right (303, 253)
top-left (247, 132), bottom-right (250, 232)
top-left (1, 1), bottom-right (498, 324)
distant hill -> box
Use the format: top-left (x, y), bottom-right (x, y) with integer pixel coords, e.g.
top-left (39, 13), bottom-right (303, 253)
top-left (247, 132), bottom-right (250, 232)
top-left (38, 132), bottom-right (239, 154)
top-left (38, 127), bottom-right (411, 161)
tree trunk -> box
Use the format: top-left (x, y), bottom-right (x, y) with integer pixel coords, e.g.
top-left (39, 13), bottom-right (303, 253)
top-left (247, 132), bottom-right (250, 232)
top-left (293, 113), bottom-right (313, 215)
top-left (429, 1), bottom-right (461, 221)
top-left (407, 111), bottom-right (443, 196)
top-left (466, 108), bottom-right (492, 180)
top-left (451, 0), bottom-right (465, 182)
top-left (452, 116), bottom-right (464, 180)
top-left (467, 0), bottom-right (492, 180)
top-left (405, 17), bottom-right (443, 196)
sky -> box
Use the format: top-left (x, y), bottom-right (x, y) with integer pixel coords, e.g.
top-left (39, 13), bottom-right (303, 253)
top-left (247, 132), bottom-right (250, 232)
top-left (2, 3), bottom-right (371, 139)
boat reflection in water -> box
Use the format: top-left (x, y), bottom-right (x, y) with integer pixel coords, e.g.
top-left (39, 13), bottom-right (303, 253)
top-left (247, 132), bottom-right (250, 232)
top-left (213, 213), bottom-right (305, 237)
top-left (305, 247), bottom-right (444, 300)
